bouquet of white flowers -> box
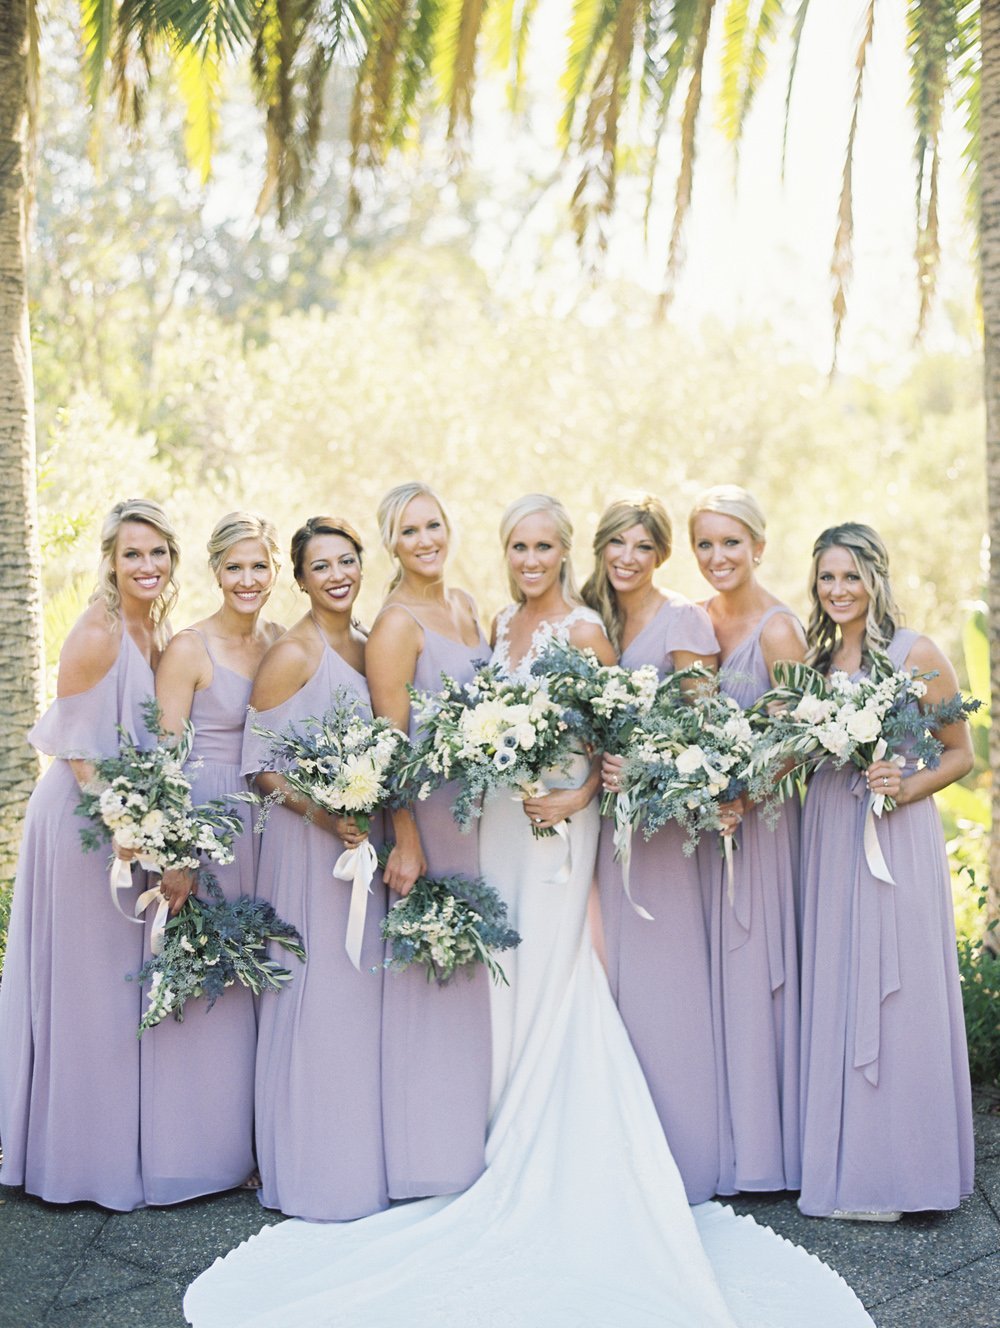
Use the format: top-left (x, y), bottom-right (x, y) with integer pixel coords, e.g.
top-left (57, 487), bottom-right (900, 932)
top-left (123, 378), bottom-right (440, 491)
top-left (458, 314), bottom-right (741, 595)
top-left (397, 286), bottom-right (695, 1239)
top-left (78, 700), bottom-right (243, 872)
top-left (749, 655), bottom-right (980, 812)
top-left (380, 862), bottom-right (520, 986)
top-left (251, 691), bottom-right (410, 969)
top-left (77, 700), bottom-right (245, 932)
top-left (131, 874), bottom-right (306, 1036)
top-left (399, 665), bottom-right (578, 837)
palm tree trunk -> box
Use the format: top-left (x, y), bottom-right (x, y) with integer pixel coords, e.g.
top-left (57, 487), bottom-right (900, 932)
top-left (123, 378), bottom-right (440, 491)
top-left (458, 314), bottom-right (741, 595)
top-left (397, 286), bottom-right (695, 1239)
top-left (0, 0), bottom-right (43, 872)
top-left (982, 0), bottom-right (1000, 939)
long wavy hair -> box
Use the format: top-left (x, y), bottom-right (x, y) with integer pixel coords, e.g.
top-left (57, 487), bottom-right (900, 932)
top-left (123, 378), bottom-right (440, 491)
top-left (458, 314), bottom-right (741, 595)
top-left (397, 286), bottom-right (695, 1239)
top-left (91, 498), bottom-right (180, 643)
top-left (290, 516), bottom-right (364, 587)
top-left (207, 512), bottom-right (282, 581)
top-left (806, 523), bottom-right (902, 673)
top-left (499, 493), bottom-right (581, 606)
top-left (582, 496), bottom-right (672, 650)
top-left (377, 482), bottom-right (452, 593)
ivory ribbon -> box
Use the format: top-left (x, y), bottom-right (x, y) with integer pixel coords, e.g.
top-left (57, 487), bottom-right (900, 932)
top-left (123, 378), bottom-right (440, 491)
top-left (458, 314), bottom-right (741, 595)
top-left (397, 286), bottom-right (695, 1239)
top-left (613, 793), bottom-right (654, 922)
top-left (722, 833), bottom-right (736, 905)
top-left (134, 885), bottom-right (170, 955)
top-left (108, 856), bottom-right (144, 923)
top-left (334, 839), bottom-right (378, 971)
top-left (517, 780), bottom-right (572, 887)
top-left (862, 795), bottom-right (896, 885)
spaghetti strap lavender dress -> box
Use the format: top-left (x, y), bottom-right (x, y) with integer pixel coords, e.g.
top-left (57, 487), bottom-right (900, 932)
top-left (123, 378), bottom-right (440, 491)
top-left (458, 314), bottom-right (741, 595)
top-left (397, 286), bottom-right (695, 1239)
top-left (698, 604), bottom-right (801, 1195)
top-left (798, 627), bottom-right (974, 1215)
top-left (380, 614), bottom-right (493, 1199)
top-left (0, 628), bottom-right (153, 1210)
top-left (596, 595), bottom-right (722, 1203)
top-left (242, 643), bottom-right (388, 1221)
top-left (141, 634), bottom-right (257, 1204)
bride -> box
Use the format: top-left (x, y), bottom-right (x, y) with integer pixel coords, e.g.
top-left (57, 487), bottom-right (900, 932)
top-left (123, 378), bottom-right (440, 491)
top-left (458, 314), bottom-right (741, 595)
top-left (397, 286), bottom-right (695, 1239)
top-left (184, 494), bottom-right (874, 1328)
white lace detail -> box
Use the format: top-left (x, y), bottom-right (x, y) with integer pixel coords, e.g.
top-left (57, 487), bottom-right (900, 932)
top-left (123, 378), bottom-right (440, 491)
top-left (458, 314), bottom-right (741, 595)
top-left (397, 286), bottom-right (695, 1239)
top-left (492, 604), bottom-right (604, 680)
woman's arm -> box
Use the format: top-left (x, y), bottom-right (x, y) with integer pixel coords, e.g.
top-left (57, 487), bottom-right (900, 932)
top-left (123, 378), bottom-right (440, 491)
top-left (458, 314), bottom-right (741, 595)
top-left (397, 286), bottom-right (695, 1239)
top-left (365, 608), bottom-right (427, 894)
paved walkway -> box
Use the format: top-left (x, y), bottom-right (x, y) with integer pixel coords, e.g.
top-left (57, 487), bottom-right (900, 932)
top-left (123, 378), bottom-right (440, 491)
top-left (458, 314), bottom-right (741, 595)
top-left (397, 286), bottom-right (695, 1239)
top-left (1, 1090), bottom-right (997, 1327)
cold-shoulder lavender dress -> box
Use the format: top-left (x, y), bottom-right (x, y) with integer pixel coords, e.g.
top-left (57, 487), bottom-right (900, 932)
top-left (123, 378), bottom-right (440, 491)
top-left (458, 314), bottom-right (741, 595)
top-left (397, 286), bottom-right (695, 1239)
top-left (141, 632), bottom-right (257, 1204)
top-left (596, 595), bottom-right (721, 1204)
top-left (242, 639), bottom-right (388, 1221)
top-left (0, 628), bottom-right (152, 1210)
top-left (698, 604), bottom-right (801, 1194)
top-left (798, 627), bottom-right (974, 1215)
top-left (380, 612), bottom-right (493, 1200)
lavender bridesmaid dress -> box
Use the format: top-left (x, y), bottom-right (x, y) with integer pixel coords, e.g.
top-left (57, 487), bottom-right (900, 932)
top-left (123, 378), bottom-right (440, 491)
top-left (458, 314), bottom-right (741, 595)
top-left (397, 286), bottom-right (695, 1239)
top-left (242, 639), bottom-right (388, 1220)
top-left (798, 628), bottom-right (975, 1215)
top-left (0, 628), bottom-right (152, 1210)
top-left (596, 595), bottom-right (721, 1204)
top-left (140, 632), bottom-right (257, 1204)
top-left (699, 605), bottom-right (801, 1194)
top-left (380, 612), bottom-right (492, 1199)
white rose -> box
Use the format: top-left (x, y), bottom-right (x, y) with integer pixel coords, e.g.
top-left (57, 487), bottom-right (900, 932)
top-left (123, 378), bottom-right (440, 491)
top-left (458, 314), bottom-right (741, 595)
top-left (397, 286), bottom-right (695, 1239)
top-left (844, 708), bottom-right (881, 743)
top-left (817, 724), bottom-right (852, 759)
top-left (141, 809), bottom-right (166, 834)
top-left (675, 745), bottom-right (707, 776)
top-left (792, 694), bottom-right (835, 725)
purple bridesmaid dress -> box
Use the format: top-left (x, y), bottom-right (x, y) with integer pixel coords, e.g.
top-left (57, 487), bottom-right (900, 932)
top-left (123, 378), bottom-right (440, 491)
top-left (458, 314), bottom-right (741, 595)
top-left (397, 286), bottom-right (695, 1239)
top-left (699, 605), bottom-right (801, 1194)
top-left (596, 595), bottom-right (721, 1204)
top-left (0, 628), bottom-right (153, 1210)
top-left (798, 628), bottom-right (975, 1215)
top-left (242, 639), bottom-right (389, 1220)
top-left (140, 632), bottom-right (257, 1203)
top-left (380, 613), bottom-right (493, 1199)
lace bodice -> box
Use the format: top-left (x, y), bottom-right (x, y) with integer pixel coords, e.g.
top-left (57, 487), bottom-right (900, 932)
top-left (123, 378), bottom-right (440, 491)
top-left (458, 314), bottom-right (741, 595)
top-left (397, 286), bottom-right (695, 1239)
top-left (491, 603), bottom-right (605, 681)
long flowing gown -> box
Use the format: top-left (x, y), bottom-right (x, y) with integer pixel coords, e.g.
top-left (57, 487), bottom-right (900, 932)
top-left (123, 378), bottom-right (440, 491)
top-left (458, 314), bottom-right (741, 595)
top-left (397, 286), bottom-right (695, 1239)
top-left (140, 633), bottom-right (258, 1204)
top-left (698, 604), bottom-right (801, 1194)
top-left (379, 609), bottom-right (493, 1199)
top-left (797, 627), bottom-right (974, 1216)
top-left (242, 635), bottom-right (389, 1221)
top-left (596, 595), bottom-right (722, 1202)
top-left (184, 603), bottom-right (875, 1328)
top-left (0, 627), bottom-right (152, 1211)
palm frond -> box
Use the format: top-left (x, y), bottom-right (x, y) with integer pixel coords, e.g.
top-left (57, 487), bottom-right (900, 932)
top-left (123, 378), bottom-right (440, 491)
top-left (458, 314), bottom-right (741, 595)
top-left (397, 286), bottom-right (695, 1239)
top-left (780, 0), bottom-right (810, 179)
top-left (431, 0), bottom-right (486, 142)
top-left (719, 0), bottom-right (783, 147)
top-left (954, 4), bottom-right (980, 245)
top-left (80, 0), bottom-right (116, 102)
top-left (484, 0), bottom-right (538, 111)
top-left (559, 0), bottom-right (617, 147)
top-left (640, 0), bottom-right (702, 243)
top-left (394, 0), bottom-right (441, 135)
top-left (152, 0), bottom-right (255, 55)
top-left (175, 40), bottom-right (222, 181)
top-left (829, 0), bottom-right (876, 366)
top-left (658, 0), bottom-right (717, 315)
top-left (348, 0), bottom-right (410, 216)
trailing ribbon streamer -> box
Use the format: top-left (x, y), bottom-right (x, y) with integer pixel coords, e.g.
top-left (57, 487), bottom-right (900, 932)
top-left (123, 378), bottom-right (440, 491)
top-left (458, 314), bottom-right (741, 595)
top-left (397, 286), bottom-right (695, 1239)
top-left (722, 833), bottom-right (736, 905)
top-left (863, 793), bottom-right (896, 885)
top-left (134, 885), bottom-right (170, 955)
top-left (108, 855), bottom-right (144, 924)
top-left (334, 839), bottom-right (378, 970)
top-left (612, 792), bottom-right (654, 921)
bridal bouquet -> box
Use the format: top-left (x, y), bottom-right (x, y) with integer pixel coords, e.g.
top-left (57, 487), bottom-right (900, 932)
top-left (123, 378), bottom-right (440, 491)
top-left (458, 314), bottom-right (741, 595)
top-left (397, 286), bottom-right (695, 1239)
top-left (250, 691), bottom-right (409, 832)
top-left (400, 665), bottom-right (576, 835)
top-left (750, 656), bottom-right (980, 813)
top-left (380, 863), bottom-right (521, 986)
top-left (614, 687), bottom-right (773, 853)
top-left (131, 874), bottom-right (306, 1036)
top-left (78, 699), bottom-right (244, 873)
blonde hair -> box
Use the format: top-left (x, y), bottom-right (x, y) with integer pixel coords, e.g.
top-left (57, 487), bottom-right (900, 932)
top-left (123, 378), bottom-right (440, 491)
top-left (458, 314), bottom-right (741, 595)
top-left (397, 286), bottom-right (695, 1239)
top-left (688, 484), bottom-right (766, 546)
top-left (207, 512), bottom-right (282, 580)
top-left (806, 523), bottom-right (902, 673)
top-left (499, 493), bottom-right (581, 606)
top-left (582, 496), bottom-right (672, 650)
top-left (91, 498), bottom-right (179, 641)
top-left (377, 482), bottom-right (452, 593)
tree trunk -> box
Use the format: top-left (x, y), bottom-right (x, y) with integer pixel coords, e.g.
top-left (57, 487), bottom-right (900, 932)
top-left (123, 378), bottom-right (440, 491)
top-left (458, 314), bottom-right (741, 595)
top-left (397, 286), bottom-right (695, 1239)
top-left (982, 0), bottom-right (1000, 939)
top-left (0, 0), bottom-right (43, 874)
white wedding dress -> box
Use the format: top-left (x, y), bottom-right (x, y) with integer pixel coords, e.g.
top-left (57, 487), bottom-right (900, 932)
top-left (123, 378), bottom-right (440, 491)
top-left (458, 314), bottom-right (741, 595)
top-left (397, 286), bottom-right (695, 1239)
top-left (184, 607), bottom-right (873, 1328)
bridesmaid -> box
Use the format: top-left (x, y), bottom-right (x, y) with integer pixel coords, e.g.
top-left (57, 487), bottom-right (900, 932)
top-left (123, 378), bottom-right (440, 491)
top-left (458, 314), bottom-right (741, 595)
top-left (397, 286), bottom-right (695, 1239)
top-left (366, 482), bottom-right (492, 1199)
top-left (586, 495), bottom-right (722, 1204)
top-left (689, 485), bottom-right (804, 1195)
top-left (144, 512), bottom-right (283, 1204)
top-left (0, 498), bottom-right (178, 1210)
top-left (242, 516), bottom-right (388, 1221)
top-left (798, 523), bottom-right (974, 1219)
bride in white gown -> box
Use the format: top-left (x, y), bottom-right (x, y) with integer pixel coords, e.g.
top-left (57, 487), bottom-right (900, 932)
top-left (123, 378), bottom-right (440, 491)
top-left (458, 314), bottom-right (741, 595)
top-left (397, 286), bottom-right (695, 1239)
top-left (184, 494), bottom-right (873, 1328)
